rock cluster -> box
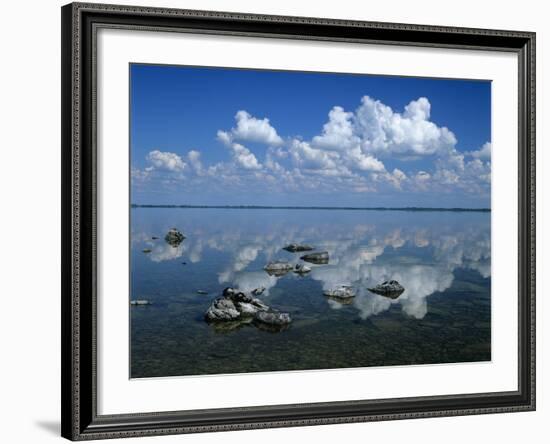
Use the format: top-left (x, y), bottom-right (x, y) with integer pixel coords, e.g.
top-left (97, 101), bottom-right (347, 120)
top-left (205, 287), bottom-right (292, 331)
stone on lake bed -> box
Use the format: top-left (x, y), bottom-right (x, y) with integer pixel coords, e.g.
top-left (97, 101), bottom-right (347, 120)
top-left (251, 287), bottom-right (266, 296)
top-left (142, 248), bottom-right (152, 253)
top-left (165, 228), bottom-right (185, 246)
top-left (197, 290), bottom-right (208, 295)
top-left (131, 299), bottom-right (152, 306)
top-left (283, 243), bottom-right (314, 253)
top-left (254, 310), bottom-right (292, 326)
top-left (368, 280), bottom-right (405, 298)
top-left (300, 251), bottom-right (329, 264)
top-left (323, 286), bottom-right (356, 299)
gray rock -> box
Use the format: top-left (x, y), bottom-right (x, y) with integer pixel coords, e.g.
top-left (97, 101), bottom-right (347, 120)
top-left (165, 228), bottom-right (185, 246)
top-left (254, 310), bottom-right (292, 326)
top-left (323, 285), bottom-right (356, 299)
top-left (207, 288), bottom-right (269, 321)
top-left (264, 261), bottom-right (293, 276)
top-left (368, 280), bottom-right (405, 298)
top-left (142, 248), bottom-right (152, 253)
top-left (283, 243), bottom-right (314, 253)
top-left (300, 251), bottom-right (329, 264)
top-left (293, 263), bottom-right (312, 274)
top-left (205, 297), bottom-right (241, 321)
top-left (251, 286), bottom-right (266, 296)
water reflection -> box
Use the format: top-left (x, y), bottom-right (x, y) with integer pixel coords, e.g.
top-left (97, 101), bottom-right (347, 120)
top-left (131, 210), bottom-right (490, 321)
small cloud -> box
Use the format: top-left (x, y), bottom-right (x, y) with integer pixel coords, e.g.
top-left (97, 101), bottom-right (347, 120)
top-left (227, 110), bottom-right (283, 146)
top-left (146, 150), bottom-right (186, 172)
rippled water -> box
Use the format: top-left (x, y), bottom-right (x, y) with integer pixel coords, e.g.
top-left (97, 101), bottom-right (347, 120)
top-left (130, 208), bottom-right (491, 378)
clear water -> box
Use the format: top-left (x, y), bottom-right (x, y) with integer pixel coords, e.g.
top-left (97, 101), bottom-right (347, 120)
top-left (130, 208), bottom-right (491, 378)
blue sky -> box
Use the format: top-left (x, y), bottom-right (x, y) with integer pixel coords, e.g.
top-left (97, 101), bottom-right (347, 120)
top-left (130, 64), bottom-right (491, 207)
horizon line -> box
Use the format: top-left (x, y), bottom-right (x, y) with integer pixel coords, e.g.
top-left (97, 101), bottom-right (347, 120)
top-left (131, 204), bottom-right (490, 212)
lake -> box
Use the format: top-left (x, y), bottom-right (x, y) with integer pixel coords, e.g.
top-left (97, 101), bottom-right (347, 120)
top-left (130, 208), bottom-right (491, 378)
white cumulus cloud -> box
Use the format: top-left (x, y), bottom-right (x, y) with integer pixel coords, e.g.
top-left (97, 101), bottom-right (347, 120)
top-left (146, 150), bottom-right (186, 172)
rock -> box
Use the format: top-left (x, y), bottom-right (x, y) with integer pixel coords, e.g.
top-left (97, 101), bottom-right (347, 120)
top-left (205, 297), bottom-right (241, 321)
top-left (283, 243), bottom-right (314, 253)
top-left (300, 251), bottom-right (329, 264)
top-left (293, 263), bottom-right (311, 275)
top-left (165, 228), bottom-right (185, 246)
top-left (323, 286), bottom-right (356, 299)
top-left (368, 280), bottom-right (405, 298)
top-left (197, 290), bottom-right (208, 295)
top-left (131, 299), bottom-right (152, 306)
top-left (254, 310), bottom-right (292, 326)
top-left (206, 287), bottom-right (288, 332)
top-left (207, 288), bottom-right (269, 321)
top-left (264, 261), bottom-right (293, 276)
top-left (142, 248), bottom-right (152, 253)
top-left (151, 236), bottom-right (159, 240)
top-left (251, 287), bottom-right (266, 296)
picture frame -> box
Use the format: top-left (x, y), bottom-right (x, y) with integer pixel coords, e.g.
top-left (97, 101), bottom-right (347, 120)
top-left (61, 2), bottom-right (536, 440)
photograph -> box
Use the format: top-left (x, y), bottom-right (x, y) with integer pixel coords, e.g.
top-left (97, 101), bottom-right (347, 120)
top-left (129, 64), bottom-right (492, 378)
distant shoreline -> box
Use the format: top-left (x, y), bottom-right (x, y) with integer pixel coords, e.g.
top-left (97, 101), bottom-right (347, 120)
top-left (131, 204), bottom-right (490, 212)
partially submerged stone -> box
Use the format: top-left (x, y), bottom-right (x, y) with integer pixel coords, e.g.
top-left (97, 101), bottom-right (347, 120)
top-left (368, 280), bottom-right (405, 298)
top-left (205, 297), bottom-right (240, 321)
top-left (142, 248), bottom-right (152, 253)
top-left (264, 260), bottom-right (293, 276)
top-left (254, 310), bottom-right (292, 326)
top-left (165, 228), bottom-right (185, 247)
top-left (300, 251), bottom-right (329, 264)
top-left (131, 299), bottom-right (152, 306)
top-left (197, 290), bottom-right (208, 295)
top-left (293, 263), bottom-right (312, 275)
top-left (283, 243), bottom-right (314, 253)
top-left (323, 285), bottom-right (356, 300)
top-left (205, 287), bottom-right (290, 332)
top-left (251, 287), bottom-right (266, 296)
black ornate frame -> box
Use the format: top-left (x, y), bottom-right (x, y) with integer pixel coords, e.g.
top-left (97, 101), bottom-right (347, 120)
top-left (61, 2), bottom-right (536, 440)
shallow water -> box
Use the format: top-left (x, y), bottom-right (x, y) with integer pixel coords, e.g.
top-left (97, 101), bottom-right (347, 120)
top-left (130, 208), bottom-right (491, 378)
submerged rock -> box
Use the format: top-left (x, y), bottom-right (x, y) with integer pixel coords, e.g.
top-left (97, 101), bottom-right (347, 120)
top-left (130, 299), bottom-right (152, 306)
top-left (142, 248), bottom-right (152, 253)
top-left (323, 286), bottom-right (356, 300)
top-left (368, 280), bottom-right (405, 298)
top-left (254, 310), bottom-right (292, 326)
top-left (264, 261), bottom-right (293, 276)
top-left (293, 263), bottom-right (312, 275)
top-left (151, 236), bottom-right (159, 240)
top-left (205, 297), bottom-right (241, 321)
top-left (197, 290), bottom-right (208, 295)
top-left (300, 251), bottom-right (329, 264)
top-left (165, 228), bottom-right (185, 246)
top-left (251, 287), bottom-right (266, 296)
top-left (283, 243), bottom-right (314, 253)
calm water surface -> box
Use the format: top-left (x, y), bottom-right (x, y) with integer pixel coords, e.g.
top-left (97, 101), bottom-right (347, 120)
top-left (130, 208), bottom-right (491, 378)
